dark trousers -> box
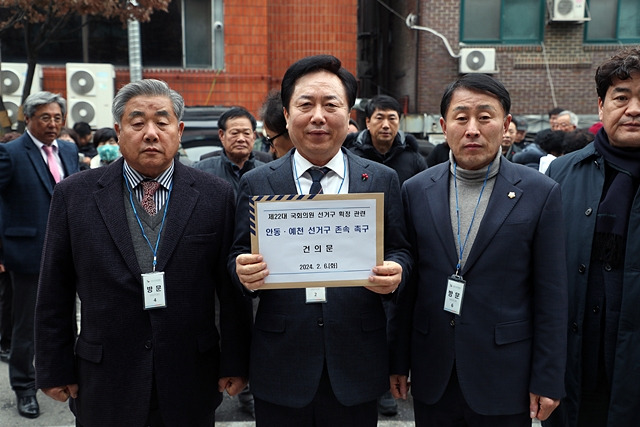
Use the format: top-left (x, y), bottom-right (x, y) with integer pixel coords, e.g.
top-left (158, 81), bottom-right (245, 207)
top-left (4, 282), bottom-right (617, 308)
top-left (0, 271), bottom-right (12, 350)
top-left (9, 272), bottom-right (38, 397)
top-left (254, 367), bottom-right (377, 427)
top-left (413, 369), bottom-right (530, 427)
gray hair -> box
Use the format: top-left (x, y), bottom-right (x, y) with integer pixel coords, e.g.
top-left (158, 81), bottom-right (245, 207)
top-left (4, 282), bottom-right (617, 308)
top-left (112, 79), bottom-right (184, 125)
top-left (558, 110), bottom-right (579, 127)
top-left (23, 92), bottom-right (66, 118)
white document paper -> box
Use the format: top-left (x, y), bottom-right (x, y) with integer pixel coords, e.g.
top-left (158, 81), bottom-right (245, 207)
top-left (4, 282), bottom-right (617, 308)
top-left (250, 193), bottom-right (384, 289)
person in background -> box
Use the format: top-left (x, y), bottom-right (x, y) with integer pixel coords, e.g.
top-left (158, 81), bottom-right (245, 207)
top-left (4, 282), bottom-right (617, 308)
top-left (0, 92), bottom-right (79, 419)
top-left (58, 127), bottom-right (79, 144)
top-left (502, 120), bottom-right (518, 160)
top-left (192, 107), bottom-right (265, 198)
top-left (544, 45), bottom-right (640, 427)
top-left (72, 121), bottom-right (95, 170)
top-left (348, 119), bottom-right (359, 134)
top-left (0, 131), bottom-right (20, 366)
top-left (563, 128), bottom-right (594, 154)
top-left (260, 91), bottom-right (294, 160)
top-left (34, 79), bottom-right (252, 426)
top-left (537, 130), bottom-right (566, 174)
top-left (90, 127), bottom-right (120, 168)
top-left (548, 107), bottom-right (565, 130)
top-left (552, 110), bottom-right (578, 132)
top-left (390, 73), bottom-right (567, 426)
top-left (346, 94), bottom-right (427, 185)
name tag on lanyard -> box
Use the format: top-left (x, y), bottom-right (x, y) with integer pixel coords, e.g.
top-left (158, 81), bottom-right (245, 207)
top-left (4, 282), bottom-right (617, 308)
top-left (444, 274), bottom-right (465, 315)
top-left (142, 271), bottom-right (167, 310)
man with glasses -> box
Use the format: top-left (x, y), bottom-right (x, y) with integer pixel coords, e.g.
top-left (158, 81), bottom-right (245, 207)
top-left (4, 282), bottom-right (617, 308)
top-left (552, 110), bottom-right (579, 132)
top-left (260, 91), bottom-right (294, 160)
top-left (193, 107), bottom-right (265, 198)
top-left (0, 91), bottom-right (79, 418)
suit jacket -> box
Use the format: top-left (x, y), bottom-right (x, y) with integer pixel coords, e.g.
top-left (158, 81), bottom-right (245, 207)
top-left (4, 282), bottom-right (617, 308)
top-left (390, 158), bottom-right (567, 416)
top-left (229, 148), bottom-right (412, 408)
top-left (0, 133), bottom-right (79, 273)
top-left (35, 159), bottom-right (252, 427)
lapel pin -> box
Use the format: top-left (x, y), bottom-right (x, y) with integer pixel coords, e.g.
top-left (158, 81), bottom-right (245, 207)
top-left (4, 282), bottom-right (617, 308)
top-left (361, 173), bottom-right (369, 181)
top-left (508, 192), bottom-right (516, 199)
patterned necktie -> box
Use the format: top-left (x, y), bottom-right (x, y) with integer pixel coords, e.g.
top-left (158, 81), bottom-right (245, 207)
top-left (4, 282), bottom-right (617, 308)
top-left (141, 181), bottom-right (161, 215)
top-left (308, 167), bottom-right (330, 194)
top-left (42, 145), bottom-right (61, 183)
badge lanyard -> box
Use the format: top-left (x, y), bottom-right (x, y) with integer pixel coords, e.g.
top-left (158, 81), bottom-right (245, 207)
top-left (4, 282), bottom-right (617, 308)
top-left (453, 160), bottom-right (492, 276)
top-left (445, 161), bottom-right (492, 316)
top-left (123, 173), bottom-right (173, 272)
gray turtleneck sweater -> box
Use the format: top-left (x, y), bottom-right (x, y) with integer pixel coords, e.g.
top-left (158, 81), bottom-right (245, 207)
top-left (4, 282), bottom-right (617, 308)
top-left (448, 150), bottom-right (501, 272)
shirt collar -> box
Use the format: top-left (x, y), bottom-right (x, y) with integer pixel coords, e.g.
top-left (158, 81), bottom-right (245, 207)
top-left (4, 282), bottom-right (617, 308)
top-left (27, 129), bottom-right (59, 151)
top-left (293, 148), bottom-right (345, 180)
top-left (123, 160), bottom-right (174, 190)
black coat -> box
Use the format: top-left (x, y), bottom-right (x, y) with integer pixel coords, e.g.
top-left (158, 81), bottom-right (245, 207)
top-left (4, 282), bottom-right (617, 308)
top-left (346, 130), bottom-right (426, 185)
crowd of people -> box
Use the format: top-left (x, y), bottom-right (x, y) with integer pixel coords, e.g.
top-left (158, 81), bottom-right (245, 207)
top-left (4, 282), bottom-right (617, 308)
top-left (0, 46), bottom-right (638, 427)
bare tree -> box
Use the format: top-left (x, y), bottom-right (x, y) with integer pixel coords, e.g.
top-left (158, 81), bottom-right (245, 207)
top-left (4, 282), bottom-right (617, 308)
top-left (0, 0), bottom-right (170, 132)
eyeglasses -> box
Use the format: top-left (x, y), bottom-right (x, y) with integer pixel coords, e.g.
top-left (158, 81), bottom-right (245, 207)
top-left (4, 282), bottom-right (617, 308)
top-left (264, 131), bottom-right (287, 148)
top-left (37, 114), bottom-right (63, 125)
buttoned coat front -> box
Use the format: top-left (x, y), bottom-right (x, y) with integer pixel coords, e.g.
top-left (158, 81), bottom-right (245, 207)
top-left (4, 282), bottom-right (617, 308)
top-left (229, 148), bottom-right (412, 408)
top-left (0, 133), bottom-right (79, 273)
top-left (35, 159), bottom-right (252, 427)
top-left (544, 142), bottom-right (640, 427)
top-left (390, 158), bottom-right (568, 416)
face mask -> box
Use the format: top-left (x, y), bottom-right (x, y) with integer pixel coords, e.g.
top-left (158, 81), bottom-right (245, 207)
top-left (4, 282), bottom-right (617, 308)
top-left (97, 144), bottom-right (120, 162)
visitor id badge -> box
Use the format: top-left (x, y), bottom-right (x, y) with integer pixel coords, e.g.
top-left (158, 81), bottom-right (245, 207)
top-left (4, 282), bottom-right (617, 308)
top-left (142, 271), bottom-right (167, 310)
top-left (444, 274), bottom-right (465, 315)
top-left (306, 287), bottom-right (327, 303)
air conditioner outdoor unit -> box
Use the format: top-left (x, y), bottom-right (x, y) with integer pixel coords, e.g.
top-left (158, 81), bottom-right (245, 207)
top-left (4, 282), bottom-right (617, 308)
top-left (551, 0), bottom-right (586, 21)
top-left (1, 63), bottom-right (42, 129)
top-left (459, 48), bottom-right (497, 74)
top-left (66, 63), bottom-right (115, 129)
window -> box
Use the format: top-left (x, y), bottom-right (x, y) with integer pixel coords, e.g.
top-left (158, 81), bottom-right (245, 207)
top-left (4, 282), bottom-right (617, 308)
top-left (181, 0), bottom-right (225, 69)
top-left (585, 0), bottom-right (640, 43)
top-left (461, 0), bottom-right (544, 44)
top-left (0, 0), bottom-right (224, 69)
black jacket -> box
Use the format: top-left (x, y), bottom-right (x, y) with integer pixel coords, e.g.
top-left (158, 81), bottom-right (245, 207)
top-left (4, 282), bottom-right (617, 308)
top-left (346, 130), bottom-right (426, 185)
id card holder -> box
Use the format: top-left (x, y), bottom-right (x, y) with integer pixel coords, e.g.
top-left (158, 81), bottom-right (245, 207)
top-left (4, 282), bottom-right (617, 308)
top-left (444, 274), bottom-right (465, 315)
top-left (142, 271), bottom-right (167, 310)
top-left (306, 287), bottom-right (327, 303)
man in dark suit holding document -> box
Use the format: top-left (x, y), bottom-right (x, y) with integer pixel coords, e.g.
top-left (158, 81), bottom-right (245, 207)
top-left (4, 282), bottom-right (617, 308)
top-left (229, 55), bottom-right (412, 426)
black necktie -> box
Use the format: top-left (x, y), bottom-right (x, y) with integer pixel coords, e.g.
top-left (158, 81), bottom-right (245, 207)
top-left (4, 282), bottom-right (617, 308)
top-left (308, 167), bottom-right (330, 194)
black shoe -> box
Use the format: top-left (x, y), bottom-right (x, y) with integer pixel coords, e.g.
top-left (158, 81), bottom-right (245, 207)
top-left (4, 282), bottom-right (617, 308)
top-left (377, 390), bottom-right (398, 416)
top-left (0, 348), bottom-right (9, 363)
top-left (17, 395), bottom-right (40, 419)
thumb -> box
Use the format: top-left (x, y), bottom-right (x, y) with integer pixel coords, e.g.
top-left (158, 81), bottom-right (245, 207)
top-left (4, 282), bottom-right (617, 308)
top-left (529, 393), bottom-right (539, 418)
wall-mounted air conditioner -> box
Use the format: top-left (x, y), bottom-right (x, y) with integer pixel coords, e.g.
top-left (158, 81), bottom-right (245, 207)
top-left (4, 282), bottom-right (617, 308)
top-left (65, 63), bottom-right (115, 129)
top-left (1, 63), bottom-right (42, 129)
top-left (459, 48), bottom-right (497, 74)
top-left (551, 0), bottom-right (586, 21)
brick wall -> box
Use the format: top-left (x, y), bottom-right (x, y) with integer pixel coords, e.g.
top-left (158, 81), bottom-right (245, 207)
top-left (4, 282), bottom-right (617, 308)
top-left (416, 0), bottom-right (625, 117)
top-left (39, 0), bottom-right (358, 120)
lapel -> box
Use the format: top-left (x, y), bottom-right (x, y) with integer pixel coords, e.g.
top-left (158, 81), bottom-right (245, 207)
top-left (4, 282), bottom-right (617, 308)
top-left (21, 134), bottom-right (55, 195)
top-left (58, 140), bottom-right (79, 177)
top-left (154, 162), bottom-right (198, 272)
top-left (461, 160), bottom-right (523, 275)
top-left (266, 151), bottom-right (300, 194)
top-left (345, 149), bottom-right (378, 193)
top-left (93, 160), bottom-right (199, 277)
top-left (94, 159), bottom-right (141, 277)
top-left (425, 162), bottom-right (459, 267)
